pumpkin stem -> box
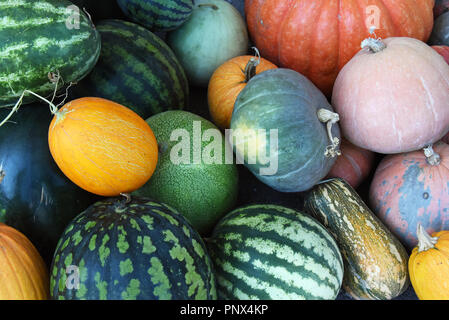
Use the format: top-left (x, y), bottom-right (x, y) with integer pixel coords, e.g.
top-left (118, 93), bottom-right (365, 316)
top-left (244, 47), bottom-right (261, 83)
top-left (361, 38), bottom-right (386, 53)
top-left (317, 108), bottom-right (341, 158)
top-left (0, 162), bottom-right (4, 184)
top-left (417, 223), bottom-right (438, 252)
top-left (423, 144), bottom-right (441, 166)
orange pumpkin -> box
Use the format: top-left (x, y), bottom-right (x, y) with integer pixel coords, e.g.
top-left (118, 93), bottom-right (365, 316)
top-left (208, 54), bottom-right (277, 129)
top-left (0, 223), bottom-right (49, 300)
top-left (48, 97), bottom-right (158, 197)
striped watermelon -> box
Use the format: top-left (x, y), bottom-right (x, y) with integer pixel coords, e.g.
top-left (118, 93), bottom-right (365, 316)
top-left (70, 19), bottom-right (189, 119)
top-left (0, 0), bottom-right (101, 107)
top-left (207, 204), bottom-right (344, 300)
top-left (50, 197), bottom-right (217, 300)
top-left (117, 0), bottom-right (194, 31)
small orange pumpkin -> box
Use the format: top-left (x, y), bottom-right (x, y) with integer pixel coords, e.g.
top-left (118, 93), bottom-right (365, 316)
top-left (409, 224), bottom-right (449, 300)
top-left (0, 223), bottom-right (49, 300)
top-left (48, 97), bottom-right (158, 197)
top-left (208, 53), bottom-right (277, 129)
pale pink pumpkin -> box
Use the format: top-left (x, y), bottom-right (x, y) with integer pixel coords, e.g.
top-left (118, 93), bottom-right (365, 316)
top-left (369, 141), bottom-right (449, 251)
top-left (326, 138), bottom-right (375, 189)
top-left (432, 45), bottom-right (449, 64)
top-left (332, 37), bottom-right (449, 154)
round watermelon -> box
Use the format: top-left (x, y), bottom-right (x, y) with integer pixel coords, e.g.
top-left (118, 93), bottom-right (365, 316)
top-left (207, 204), bottom-right (344, 300)
top-left (133, 110), bottom-right (239, 235)
top-left (70, 19), bottom-right (189, 119)
top-left (50, 196), bottom-right (217, 300)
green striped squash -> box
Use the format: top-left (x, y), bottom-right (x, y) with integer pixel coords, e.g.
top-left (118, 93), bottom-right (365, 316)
top-left (304, 178), bottom-right (410, 300)
top-left (207, 204), bottom-right (344, 300)
top-left (70, 19), bottom-right (189, 119)
top-left (0, 0), bottom-right (101, 107)
top-left (50, 197), bottom-right (217, 300)
top-left (117, 0), bottom-right (194, 31)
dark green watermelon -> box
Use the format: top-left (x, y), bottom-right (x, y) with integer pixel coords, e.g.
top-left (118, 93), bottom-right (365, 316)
top-left (70, 19), bottom-right (189, 119)
top-left (50, 196), bottom-right (217, 300)
top-left (0, 103), bottom-right (99, 265)
top-left (116, 0), bottom-right (193, 32)
top-left (70, 0), bottom-right (127, 21)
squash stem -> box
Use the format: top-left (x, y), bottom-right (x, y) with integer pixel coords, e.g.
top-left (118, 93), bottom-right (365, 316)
top-left (198, 3), bottom-right (219, 10)
top-left (361, 38), bottom-right (386, 53)
top-left (317, 108), bottom-right (341, 158)
top-left (423, 144), bottom-right (441, 166)
top-left (417, 223), bottom-right (438, 252)
top-left (244, 47), bottom-right (261, 82)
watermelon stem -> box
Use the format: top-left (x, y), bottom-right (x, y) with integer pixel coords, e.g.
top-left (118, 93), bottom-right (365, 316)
top-left (423, 144), bottom-right (441, 166)
top-left (317, 108), bottom-right (341, 158)
top-left (417, 223), bottom-right (438, 252)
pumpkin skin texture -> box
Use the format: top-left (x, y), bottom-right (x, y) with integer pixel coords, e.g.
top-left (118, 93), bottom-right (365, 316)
top-left (132, 110), bottom-right (239, 235)
top-left (325, 138), bottom-right (375, 189)
top-left (429, 11), bottom-right (449, 46)
top-left (48, 97), bottom-right (158, 197)
top-left (432, 45), bottom-right (449, 64)
top-left (369, 142), bottom-right (449, 251)
top-left (245, 0), bottom-right (434, 97)
top-left (0, 103), bottom-right (99, 265)
top-left (208, 55), bottom-right (277, 130)
top-left (304, 178), bottom-right (410, 300)
top-left (409, 226), bottom-right (449, 300)
top-left (332, 37), bottom-right (449, 154)
top-left (231, 68), bottom-right (341, 193)
top-left (167, 0), bottom-right (249, 87)
top-left (434, 0), bottom-right (449, 18)
top-left (0, 223), bottom-right (49, 300)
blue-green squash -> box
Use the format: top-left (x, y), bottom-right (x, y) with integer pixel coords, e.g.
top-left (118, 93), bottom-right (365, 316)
top-left (230, 68), bottom-right (341, 193)
top-left (0, 0), bottom-right (101, 107)
top-left (429, 11), bottom-right (449, 46)
top-left (207, 204), bottom-right (344, 300)
top-left (50, 196), bottom-right (217, 300)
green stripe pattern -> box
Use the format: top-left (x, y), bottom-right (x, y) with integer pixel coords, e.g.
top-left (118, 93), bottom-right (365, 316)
top-left (0, 0), bottom-right (101, 107)
top-left (71, 19), bottom-right (189, 119)
top-left (207, 204), bottom-right (344, 300)
top-left (50, 197), bottom-right (216, 300)
top-left (117, 0), bottom-right (193, 31)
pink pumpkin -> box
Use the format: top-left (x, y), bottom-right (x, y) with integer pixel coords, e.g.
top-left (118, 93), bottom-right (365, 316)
top-left (369, 141), bottom-right (449, 251)
top-left (332, 37), bottom-right (449, 154)
top-left (326, 138), bottom-right (375, 189)
top-left (432, 45), bottom-right (449, 64)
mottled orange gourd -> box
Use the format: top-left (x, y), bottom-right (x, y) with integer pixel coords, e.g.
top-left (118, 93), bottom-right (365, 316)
top-left (208, 54), bottom-right (277, 129)
top-left (48, 97), bottom-right (158, 197)
top-left (245, 0), bottom-right (435, 96)
top-left (409, 225), bottom-right (449, 300)
top-left (0, 223), bottom-right (49, 300)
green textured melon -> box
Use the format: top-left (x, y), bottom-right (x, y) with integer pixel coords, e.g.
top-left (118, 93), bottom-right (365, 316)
top-left (132, 110), bottom-right (239, 235)
top-left (117, 0), bottom-right (194, 31)
top-left (70, 19), bottom-right (189, 119)
top-left (50, 196), bottom-right (217, 300)
top-left (207, 204), bottom-right (344, 300)
top-left (0, 0), bottom-right (101, 107)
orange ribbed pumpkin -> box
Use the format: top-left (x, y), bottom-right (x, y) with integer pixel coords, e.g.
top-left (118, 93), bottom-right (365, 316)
top-left (48, 97), bottom-right (158, 197)
top-left (208, 54), bottom-right (277, 129)
top-left (0, 223), bottom-right (49, 300)
top-left (409, 225), bottom-right (449, 300)
top-left (245, 0), bottom-right (434, 96)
